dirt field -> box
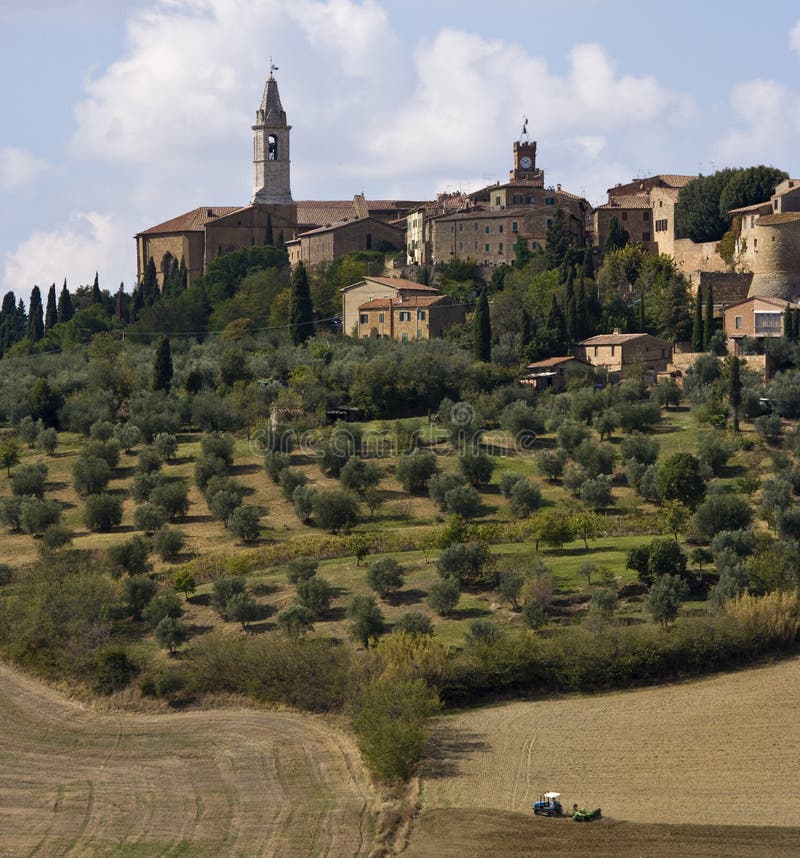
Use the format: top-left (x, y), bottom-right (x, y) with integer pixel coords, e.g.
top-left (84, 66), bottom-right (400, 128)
top-left (402, 808), bottom-right (800, 858)
top-left (418, 657), bottom-right (800, 828)
top-left (0, 662), bottom-right (374, 858)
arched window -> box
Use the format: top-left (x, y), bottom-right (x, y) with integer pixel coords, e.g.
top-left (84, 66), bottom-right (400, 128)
top-left (161, 252), bottom-right (177, 280)
top-left (268, 135), bottom-right (278, 160)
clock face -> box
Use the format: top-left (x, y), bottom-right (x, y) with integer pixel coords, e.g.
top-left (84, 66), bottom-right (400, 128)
top-left (520, 156), bottom-right (532, 169)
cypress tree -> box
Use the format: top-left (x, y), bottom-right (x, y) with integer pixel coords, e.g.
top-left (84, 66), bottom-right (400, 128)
top-left (729, 355), bottom-right (741, 433)
top-left (564, 269), bottom-right (577, 344)
top-left (91, 271), bottom-right (102, 304)
top-left (639, 290), bottom-right (646, 332)
top-left (473, 285), bottom-right (492, 362)
top-left (576, 276), bottom-right (590, 339)
top-left (16, 299), bottom-right (27, 341)
top-left (546, 292), bottom-right (566, 350)
top-left (27, 286), bottom-right (44, 343)
top-left (417, 265), bottom-right (429, 286)
top-left (265, 214), bottom-right (274, 246)
top-left (45, 284), bottom-right (58, 331)
top-left (691, 288), bottom-right (703, 352)
top-left (178, 256), bottom-right (188, 292)
top-left (153, 336), bottom-right (173, 391)
top-left (289, 261), bottom-right (314, 345)
top-left (0, 291), bottom-right (17, 355)
top-left (57, 280), bottom-right (74, 324)
top-left (141, 257), bottom-right (158, 307)
top-left (581, 246), bottom-right (594, 280)
top-left (115, 284), bottom-right (125, 322)
top-left (605, 217), bottom-right (629, 253)
top-left (703, 284), bottom-right (714, 350)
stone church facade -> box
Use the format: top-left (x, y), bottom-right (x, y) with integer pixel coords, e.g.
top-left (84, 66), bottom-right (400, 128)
top-left (135, 71), bottom-right (298, 290)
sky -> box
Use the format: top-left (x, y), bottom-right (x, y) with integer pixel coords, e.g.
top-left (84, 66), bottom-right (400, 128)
top-left (3, 0), bottom-right (800, 301)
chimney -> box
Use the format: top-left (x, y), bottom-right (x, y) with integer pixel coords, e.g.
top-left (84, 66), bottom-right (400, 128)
top-left (613, 327), bottom-right (621, 335)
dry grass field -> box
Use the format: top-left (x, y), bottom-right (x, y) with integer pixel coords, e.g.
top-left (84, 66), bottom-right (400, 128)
top-left (0, 662), bottom-right (374, 858)
top-left (415, 657), bottom-right (800, 829)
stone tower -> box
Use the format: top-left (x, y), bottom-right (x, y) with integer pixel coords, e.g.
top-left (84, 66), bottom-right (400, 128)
top-left (509, 118), bottom-right (543, 185)
top-left (252, 69), bottom-right (293, 205)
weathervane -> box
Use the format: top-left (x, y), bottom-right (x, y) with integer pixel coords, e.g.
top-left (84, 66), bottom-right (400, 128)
top-left (520, 116), bottom-right (529, 139)
top-left (269, 57), bottom-right (279, 78)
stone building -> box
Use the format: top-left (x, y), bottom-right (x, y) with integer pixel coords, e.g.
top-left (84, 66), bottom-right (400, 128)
top-left (723, 296), bottom-right (792, 353)
top-left (340, 276), bottom-right (442, 337)
top-left (576, 331), bottom-right (672, 379)
top-left (355, 292), bottom-right (464, 341)
top-left (135, 70), bottom-right (298, 290)
top-left (592, 175), bottom-right (695, 253)
top-left (286, 217), bottom-right (404, 267)
top-left (408, 129), bottom-right (589, 268)
top-left (520, 356), bottom-right (589, 392)
top-left (136, 72), bottom-right (421, 290)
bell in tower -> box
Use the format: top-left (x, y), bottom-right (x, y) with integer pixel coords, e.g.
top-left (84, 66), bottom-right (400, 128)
top-left (252, 65), bottom-right (294, 205)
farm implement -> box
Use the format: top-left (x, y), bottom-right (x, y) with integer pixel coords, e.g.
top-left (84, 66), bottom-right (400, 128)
top-left (533, 792), bottom-right (602, 822)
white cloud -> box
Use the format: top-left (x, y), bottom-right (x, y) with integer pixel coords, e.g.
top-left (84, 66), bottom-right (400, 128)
top-left (715, 78), bottom-right (800, 169)
top-left (2, 212), bottom-right (133, 302)
top-left (790, 19), bottom-right (800, 54)
top-left (0, 147), bottom-right (51, 191)
top-left (361, 34), bottom-right (693, 200)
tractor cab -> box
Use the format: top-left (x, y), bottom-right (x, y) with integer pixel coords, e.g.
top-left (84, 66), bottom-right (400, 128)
top-left (533, 792), bottom-right (563, 817)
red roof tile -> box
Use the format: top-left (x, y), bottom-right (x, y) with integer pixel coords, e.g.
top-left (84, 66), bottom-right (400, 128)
top-left (138, 206), bottom-right (244, 235)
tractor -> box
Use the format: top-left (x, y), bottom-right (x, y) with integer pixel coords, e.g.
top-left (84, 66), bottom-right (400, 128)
top-left (571, 804), bottom-right (602, 822)
top-left (533, 792), bottom-right (563, 817)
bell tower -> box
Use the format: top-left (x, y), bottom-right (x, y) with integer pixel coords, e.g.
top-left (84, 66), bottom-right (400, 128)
top-left (252, 66), bottom-right (293, 205)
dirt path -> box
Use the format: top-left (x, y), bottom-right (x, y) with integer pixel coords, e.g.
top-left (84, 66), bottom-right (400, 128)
top-left (0, 661), bottom-right (373, 857)
top-left (419, 657), bottom-right (800, 827)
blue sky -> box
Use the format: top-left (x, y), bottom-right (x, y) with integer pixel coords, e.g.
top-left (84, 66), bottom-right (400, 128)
top-left (2, 0), bottom-right (800, 301)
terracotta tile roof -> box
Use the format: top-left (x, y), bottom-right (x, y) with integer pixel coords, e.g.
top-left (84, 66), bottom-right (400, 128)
top-left (138, 206), bottom-right (243, 235)
top-left (727, 201), bottom-right (772, 215)
top-left (596, 195), bottom-right (652, 210)
top-left (363, 276), bottom-right (440, 291)
top-left (526, 356), bottom-right (581, 369)
top-left (579, 332), bottom-right (652, 346)
top-left (757, 212), bottom-right (800, 225)
top-left (297, 216), bottom-right (403, 237)
top-left (358, 294), bottom-right (449, 310)
top-left (297, 201), bottom-right (359, 228)
top-left (723, 296), bottom-right (792, 312)
top-left (657, 175), bottom-right (696, 188)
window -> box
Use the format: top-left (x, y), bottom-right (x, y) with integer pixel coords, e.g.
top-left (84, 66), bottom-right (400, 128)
top-left (735, 316), bottom-right (743, 329)
top-left (417, 310), bottom-right (426, 320)
top-left (750, 216), bottom-right (755, 229)
top-left (512, 221), bottom-right (519, 232)
top-left (366, 233), bottom-right (372, 250)
top-left (402, 332), bottom-right (408, 342)
top-left (498, 243), bottom-right (504, 253)
top-left (642, 211), bottom-right (650, 221)
top-left (611, 346), bottom-right (616, 357)
top-left (399, 310), bottom-right (411, 322)
top-left (459, 223), bottom-right (463, 232)
top-left (621, 212), bottom-right (628, 221)
top-left (526, 196), bottom-right (534, 204)
top-left (498, 225), bottom-right (504, 233)
top-left (642, 231), bottom-right (651, 242)
top-left (495, 196), bottom-right (501, 206)
top-left (417, 330), bottom-right (423, 339)
top-left (774, 200), bottom-right (779, 210)
top-left (359, 314), bottom-right (368, 324)
top-left (755, 312), bottom-right (781, 335)
top-left (474, 223), bottom-right (479, 231)
top-left (593, 346), bottom-right (598, 356)
top-left (450, 225), bottom-right (454, 233)
top-left (378, 313), bottom-right (384, 323)
top-left (513, 194), bottom-right (523, 204)
top-left (754, 238), bottom-right (758, 249)
top-left (544, 197), bottom-right (555, 206)
top-left (485, 243), bottom-right (490, 253)
top-left (485, 225), bottom-right (490, 234)
top-left (546, 218), bottom-right (553, 227)
top-left (655, 218), bottom-right (668, 232)
top-left (530, 240), bottom-right (538, 250)
top-left (268, 134), bottom-right (278, 160)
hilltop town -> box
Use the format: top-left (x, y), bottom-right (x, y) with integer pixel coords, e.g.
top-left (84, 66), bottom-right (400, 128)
top-left (1, 68), bottom-right (800, 857)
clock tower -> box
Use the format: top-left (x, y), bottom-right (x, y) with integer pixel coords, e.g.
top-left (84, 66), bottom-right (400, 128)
top-left (252, 68), bottom-right (293, 205)
top-left (510, 117), bottom-right (542, 183)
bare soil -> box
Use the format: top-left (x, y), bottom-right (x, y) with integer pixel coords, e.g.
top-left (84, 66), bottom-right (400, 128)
top-left (417, 657), bottom-right (800, 828)
top-left (402, 808), bottom-right (800, 858)
top-left (0, 661), bottom-right (374, 857)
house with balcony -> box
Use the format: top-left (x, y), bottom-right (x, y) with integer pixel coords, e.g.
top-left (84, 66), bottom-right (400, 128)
top-left (723, 296), bottom-right (793, 353)
top-left (355, 293), bottom-right (464, 341)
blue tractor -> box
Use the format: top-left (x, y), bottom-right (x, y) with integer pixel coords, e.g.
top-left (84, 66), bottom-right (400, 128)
top-left (533, 792), bottom-right (563, 817)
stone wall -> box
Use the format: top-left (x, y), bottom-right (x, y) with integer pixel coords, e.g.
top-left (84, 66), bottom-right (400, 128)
top-left (748, 219), bottom-right (800, 300)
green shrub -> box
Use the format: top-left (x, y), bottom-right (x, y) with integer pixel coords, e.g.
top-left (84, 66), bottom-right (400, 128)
top-left (108, 535), bottom-right (150, 575)
top-left (11, 462), bottom-right (47, 498)
top-left (84, 493), bottom-right (123, 532)
top-left (366, 558), bottom-right (404, 600)
top-left (152, 526), bottom-right (185, 561)
top-left (229, 504), bottom-right (261, 543)
top-left (427, 577), bottom-right (460, 616)
top-left (395, 612), bottom-right (434, 636)
top-left (93, 647), bottom-right (137, 695)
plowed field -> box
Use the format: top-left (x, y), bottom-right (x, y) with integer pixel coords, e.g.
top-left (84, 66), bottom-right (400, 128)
top-left (408, 658), bottom-right (800, 855)
top-left (0, 662), bottom-right (373, 857)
